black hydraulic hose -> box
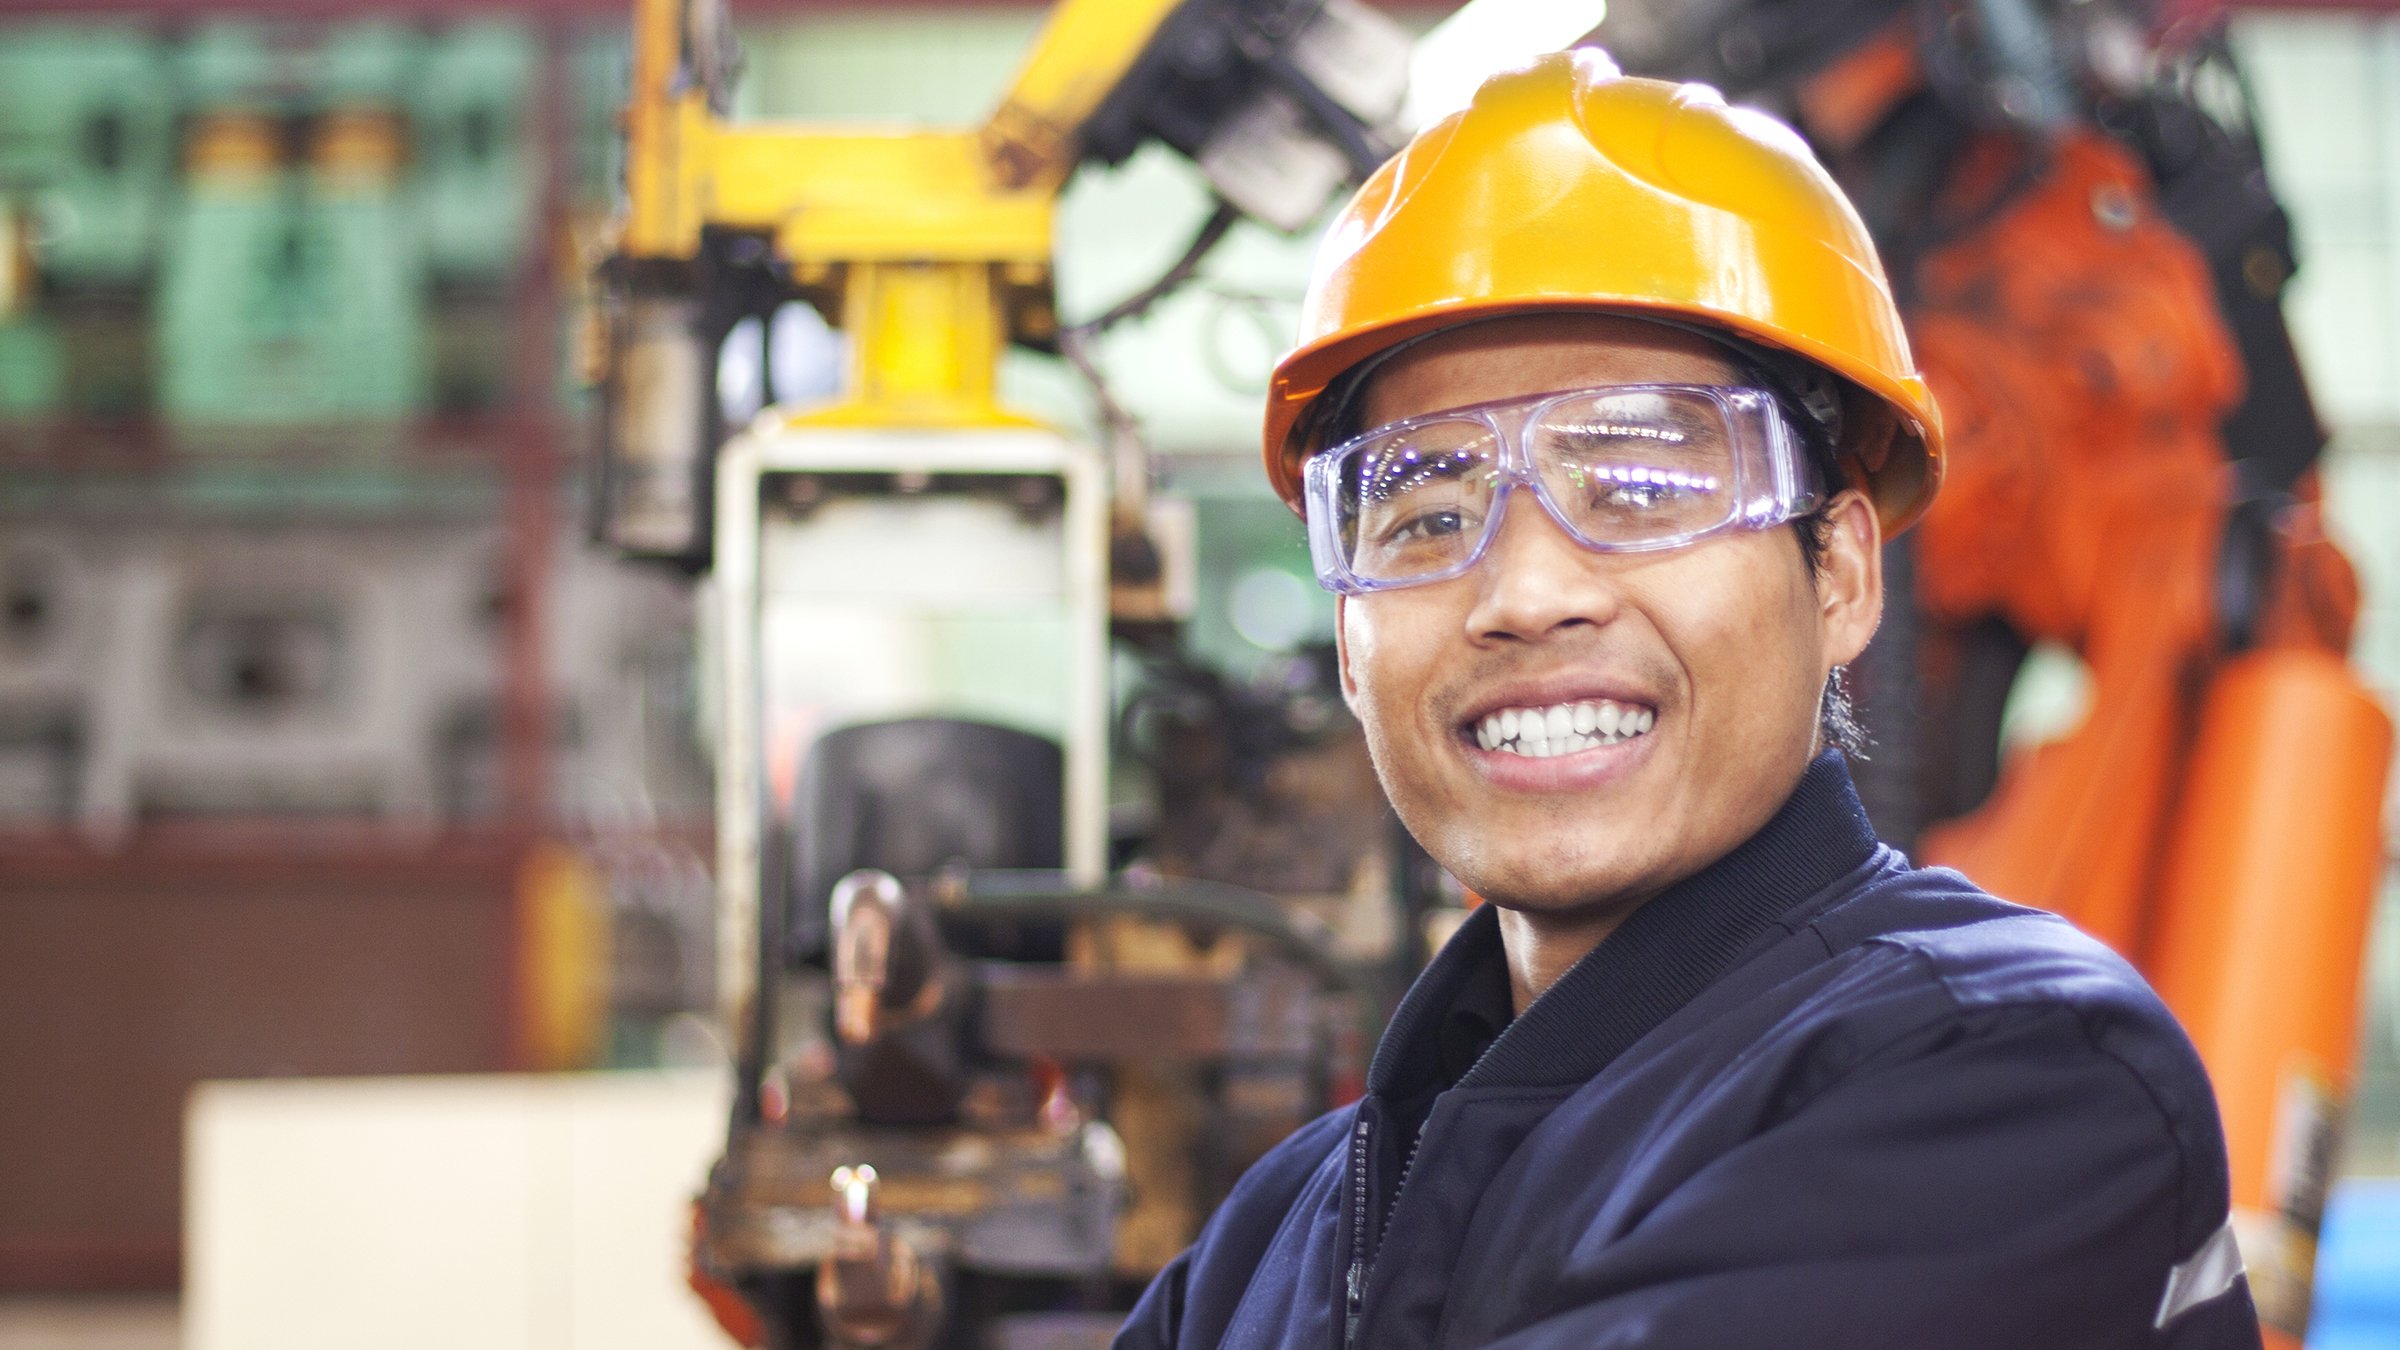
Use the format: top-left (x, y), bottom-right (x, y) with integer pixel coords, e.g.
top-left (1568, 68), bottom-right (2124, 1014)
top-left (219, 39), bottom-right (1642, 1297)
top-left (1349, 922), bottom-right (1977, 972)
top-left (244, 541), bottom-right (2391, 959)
top-left (1258, 47), bottom-right (1389, 181)
top-left (1068, 202), bottom-right (1243, 339)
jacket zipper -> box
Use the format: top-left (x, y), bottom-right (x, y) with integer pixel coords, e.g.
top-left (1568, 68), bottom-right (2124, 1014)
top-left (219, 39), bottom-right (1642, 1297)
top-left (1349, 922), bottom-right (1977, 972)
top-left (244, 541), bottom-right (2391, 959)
top-left (1384, 1126), bottom-right (1423, 1250)
top-left (1345, 1116), bottom-right (1371, 1348)
top-left (1344, 1113), bottom-right (1428, 1350)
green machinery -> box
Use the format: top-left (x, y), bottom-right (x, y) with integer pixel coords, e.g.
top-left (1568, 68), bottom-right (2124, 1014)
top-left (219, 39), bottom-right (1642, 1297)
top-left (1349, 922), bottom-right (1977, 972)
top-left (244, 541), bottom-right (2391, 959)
top-left (0, 19), bottom-right (547, 426)
top-left (0, 24), bottom-right (174, 416)
top-left (420, 22), bottom-right (540, 284)
top-left (158, 23), bottom-right (429, 424)
top-left (0, 23), bottom-right (176, 288)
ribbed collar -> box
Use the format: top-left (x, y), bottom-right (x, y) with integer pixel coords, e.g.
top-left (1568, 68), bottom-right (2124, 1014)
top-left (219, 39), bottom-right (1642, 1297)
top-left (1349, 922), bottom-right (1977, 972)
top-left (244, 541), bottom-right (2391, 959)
top-left (1369, 752), bottom-right (1881, 1097)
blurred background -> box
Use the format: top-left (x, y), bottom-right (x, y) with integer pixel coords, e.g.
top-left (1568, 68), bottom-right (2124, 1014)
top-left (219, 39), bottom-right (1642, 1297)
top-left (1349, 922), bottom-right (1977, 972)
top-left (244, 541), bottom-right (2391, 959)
top-left (0, 0), bottom-right (2394, 1348)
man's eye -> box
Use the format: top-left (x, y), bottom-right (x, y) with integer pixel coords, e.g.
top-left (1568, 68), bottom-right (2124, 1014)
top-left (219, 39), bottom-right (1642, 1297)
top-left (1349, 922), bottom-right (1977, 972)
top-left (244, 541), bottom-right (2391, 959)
top-left (1379, 508), bottom-right (1470, 544)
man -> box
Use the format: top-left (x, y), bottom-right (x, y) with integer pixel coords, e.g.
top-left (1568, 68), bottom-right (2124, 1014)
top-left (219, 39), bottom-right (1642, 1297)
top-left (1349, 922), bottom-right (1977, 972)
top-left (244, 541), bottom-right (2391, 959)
top-left (1114, 50), bottom-right (2258, 1350)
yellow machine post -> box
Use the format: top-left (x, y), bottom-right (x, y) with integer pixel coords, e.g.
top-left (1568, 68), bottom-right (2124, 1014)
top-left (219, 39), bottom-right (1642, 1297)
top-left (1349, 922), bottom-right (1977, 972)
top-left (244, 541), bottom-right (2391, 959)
top-left (807, 262), bottom-right (1012, 428)
top-left (698, 125), bottom-right (1053, 429)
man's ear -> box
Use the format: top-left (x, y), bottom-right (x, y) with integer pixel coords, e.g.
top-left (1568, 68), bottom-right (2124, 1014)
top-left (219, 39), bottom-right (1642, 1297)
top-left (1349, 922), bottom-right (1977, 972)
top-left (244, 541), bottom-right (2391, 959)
top-left (1816, 489), bottom-right (1883, 668)
top-left (1334, 594), bottom-right (1362, 711)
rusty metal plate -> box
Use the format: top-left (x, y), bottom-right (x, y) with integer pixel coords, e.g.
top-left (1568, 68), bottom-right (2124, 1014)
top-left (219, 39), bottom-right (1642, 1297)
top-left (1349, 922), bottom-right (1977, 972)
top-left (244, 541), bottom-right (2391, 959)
top-left (975, 965), bottom-right (1319, 1062)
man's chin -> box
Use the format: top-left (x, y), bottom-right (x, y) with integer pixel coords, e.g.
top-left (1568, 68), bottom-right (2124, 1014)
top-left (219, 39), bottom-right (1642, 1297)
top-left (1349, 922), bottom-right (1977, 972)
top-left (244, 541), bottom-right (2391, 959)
top-left (1455, 850), bottom-right (1674, 922)
top-left (1399, 782), bottom-right (1691, 915)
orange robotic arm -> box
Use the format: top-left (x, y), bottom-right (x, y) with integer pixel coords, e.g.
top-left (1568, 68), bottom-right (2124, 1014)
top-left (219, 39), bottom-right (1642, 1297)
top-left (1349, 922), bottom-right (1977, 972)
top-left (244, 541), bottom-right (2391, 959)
top-left (1798, 34), bottom-right (2393, 1346)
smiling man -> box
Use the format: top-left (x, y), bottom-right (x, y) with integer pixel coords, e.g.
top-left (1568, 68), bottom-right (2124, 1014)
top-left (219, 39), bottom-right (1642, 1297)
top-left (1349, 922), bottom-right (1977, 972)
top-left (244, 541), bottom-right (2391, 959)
top-left (1113, 50), bottom-right (2260, 1350)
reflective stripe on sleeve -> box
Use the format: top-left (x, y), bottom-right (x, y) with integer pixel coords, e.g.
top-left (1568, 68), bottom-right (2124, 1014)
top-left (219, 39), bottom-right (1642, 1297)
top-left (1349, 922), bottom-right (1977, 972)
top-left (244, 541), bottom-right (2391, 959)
top-left (2154, 1219), bottom-right (2246, 1329)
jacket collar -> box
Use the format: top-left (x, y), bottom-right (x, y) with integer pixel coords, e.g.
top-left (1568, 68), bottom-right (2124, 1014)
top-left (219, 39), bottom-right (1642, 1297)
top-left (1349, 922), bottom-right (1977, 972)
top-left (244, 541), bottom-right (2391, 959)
top-left (1369, 751), bottom-right (1882, 1097)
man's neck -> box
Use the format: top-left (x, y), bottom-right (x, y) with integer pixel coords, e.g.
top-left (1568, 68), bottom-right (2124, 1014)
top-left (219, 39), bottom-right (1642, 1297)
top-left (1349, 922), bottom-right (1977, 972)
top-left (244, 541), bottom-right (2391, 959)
top-left (1495, 900), bottom-right (1648, 1015)
top-left (1488, 751), bottom-right (1834, 1014)
top-left (1364, 756), bottom-right (1877, 1099)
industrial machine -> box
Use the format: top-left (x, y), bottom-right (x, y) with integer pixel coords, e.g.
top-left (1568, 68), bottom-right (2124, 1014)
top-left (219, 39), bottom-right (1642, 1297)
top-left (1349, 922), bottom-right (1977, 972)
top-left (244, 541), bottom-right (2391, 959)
top-left (1595, 2), bottom-right (2395, 1344)
top-left (0, 514), bottom-right (703, 837)
top-left (591, 0), bottom-right (1465, 1343)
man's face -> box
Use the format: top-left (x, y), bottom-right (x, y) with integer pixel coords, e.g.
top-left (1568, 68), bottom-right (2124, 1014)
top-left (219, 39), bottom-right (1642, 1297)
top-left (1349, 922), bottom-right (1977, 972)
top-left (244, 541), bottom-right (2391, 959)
top-left (1334, 313), bottom-right (1883, 916)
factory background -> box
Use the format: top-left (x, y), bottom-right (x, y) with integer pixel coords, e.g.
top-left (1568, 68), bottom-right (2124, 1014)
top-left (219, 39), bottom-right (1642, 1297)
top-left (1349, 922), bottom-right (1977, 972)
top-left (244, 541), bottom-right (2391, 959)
top-left (0, 1), bottom-right (2394, 1347)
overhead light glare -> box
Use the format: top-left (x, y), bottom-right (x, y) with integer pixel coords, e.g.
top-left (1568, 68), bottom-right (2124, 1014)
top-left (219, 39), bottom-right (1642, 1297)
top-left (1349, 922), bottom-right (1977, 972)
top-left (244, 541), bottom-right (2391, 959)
top-left (1402, 0), bottom-right (1610, 132)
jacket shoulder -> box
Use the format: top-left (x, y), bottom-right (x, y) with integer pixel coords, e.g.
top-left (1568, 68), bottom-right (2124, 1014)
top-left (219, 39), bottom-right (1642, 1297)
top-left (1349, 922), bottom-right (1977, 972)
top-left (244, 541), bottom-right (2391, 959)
top-left (1811, 858), bottom-right (2169, 1018)
top-left (1796, 859), bottom-right (2233, 1256)
top-left (1231, 1102), bottom-right (1355, 1199)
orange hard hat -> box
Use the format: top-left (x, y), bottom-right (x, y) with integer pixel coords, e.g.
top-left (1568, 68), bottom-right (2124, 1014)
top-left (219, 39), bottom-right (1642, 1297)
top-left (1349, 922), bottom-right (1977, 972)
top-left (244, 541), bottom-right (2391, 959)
top-left (1262, 49), bottom-right (1944, 536)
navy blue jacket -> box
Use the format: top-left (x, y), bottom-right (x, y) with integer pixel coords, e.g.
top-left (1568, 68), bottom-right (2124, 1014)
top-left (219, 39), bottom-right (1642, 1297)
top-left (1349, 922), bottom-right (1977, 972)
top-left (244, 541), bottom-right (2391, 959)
top-left (1115, 756), bottom-right (2259, 1349)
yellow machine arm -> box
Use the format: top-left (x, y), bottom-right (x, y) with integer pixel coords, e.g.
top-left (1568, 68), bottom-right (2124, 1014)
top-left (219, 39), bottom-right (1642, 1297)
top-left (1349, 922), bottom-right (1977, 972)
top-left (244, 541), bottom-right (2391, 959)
top-left (984, 0), bottom-right (1194, 191)
top-left (595, 0), bottom-right (1412, 558)
top-left (613, 0), bottom-right (1182, 432)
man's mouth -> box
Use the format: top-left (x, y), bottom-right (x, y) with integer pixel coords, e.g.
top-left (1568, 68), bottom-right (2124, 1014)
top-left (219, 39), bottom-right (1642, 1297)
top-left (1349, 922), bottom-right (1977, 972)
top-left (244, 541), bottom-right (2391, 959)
top-left (1472, 699), bottom-right (1656, 759)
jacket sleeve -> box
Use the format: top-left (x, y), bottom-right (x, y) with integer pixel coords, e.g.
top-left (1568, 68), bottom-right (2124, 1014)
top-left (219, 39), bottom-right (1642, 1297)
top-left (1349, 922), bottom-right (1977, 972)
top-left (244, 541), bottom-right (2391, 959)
top-left (1476, 1001), bottom-right (2261, 1350)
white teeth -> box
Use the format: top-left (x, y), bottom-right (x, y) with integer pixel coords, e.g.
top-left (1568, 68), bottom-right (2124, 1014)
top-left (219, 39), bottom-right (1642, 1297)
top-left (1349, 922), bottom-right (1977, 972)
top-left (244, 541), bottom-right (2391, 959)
top-left (1473, 698), bottom-right (1656, 758)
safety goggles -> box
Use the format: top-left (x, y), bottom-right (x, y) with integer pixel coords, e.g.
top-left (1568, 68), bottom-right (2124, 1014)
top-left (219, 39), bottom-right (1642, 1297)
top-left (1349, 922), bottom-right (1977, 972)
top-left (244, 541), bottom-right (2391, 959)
top-left (1302, 384), bottom-right (1824, 595)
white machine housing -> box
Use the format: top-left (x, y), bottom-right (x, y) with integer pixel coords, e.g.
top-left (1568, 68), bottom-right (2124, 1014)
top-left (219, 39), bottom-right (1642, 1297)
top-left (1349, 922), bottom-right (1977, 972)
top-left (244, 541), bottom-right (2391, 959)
top-left (707, 420), bottom-right (1110, 1025)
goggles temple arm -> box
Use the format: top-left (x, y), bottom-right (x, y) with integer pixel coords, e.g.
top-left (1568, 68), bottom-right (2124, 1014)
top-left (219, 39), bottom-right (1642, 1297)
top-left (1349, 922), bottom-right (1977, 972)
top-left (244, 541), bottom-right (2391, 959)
top-left (1744, 392), bottom-right (1822, 526)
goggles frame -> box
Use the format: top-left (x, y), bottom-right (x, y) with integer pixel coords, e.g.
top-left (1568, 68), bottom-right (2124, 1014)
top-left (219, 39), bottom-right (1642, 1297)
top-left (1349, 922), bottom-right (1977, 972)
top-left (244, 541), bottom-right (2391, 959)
top-left (1301, 383), bottom-right (1824, 595)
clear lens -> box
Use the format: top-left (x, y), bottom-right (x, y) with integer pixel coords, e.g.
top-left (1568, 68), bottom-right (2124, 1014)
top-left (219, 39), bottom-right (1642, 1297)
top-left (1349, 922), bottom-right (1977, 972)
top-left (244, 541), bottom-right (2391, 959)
top-left (1311, 385), bottom-right (1795, 592)
top-left (1338, 418), bottom-right (1501, 582)
top-left (1528, 389), bottom-right (1739, 546)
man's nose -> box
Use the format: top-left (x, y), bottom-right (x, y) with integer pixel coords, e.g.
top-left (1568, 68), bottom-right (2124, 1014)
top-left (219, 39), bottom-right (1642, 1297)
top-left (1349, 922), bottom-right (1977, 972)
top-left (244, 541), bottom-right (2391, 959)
top-left (1460, 487), bottom-right (1625, 642)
